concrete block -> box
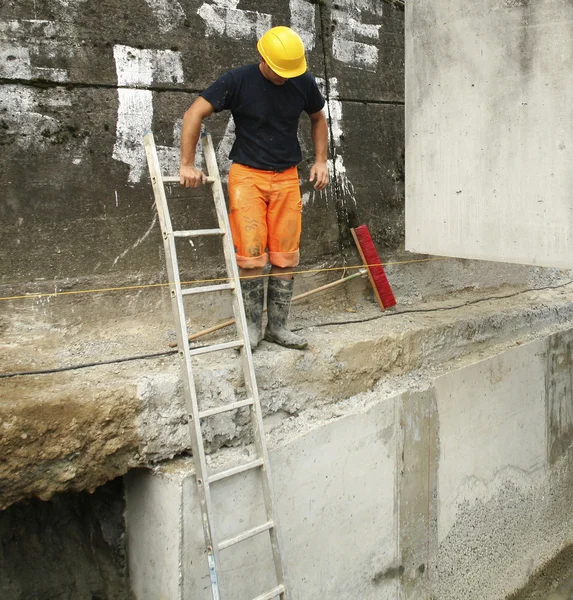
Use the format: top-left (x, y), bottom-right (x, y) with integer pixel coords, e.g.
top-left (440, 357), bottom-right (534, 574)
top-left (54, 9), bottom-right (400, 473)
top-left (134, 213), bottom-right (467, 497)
top-left (126, 398), bottom-right (398, 600)
top-left (122, 324), bottom-right (573, 600)
top-left (432, 338), bottom-right (573, 600)
top-left (406, 0), bottom-right (573, 268)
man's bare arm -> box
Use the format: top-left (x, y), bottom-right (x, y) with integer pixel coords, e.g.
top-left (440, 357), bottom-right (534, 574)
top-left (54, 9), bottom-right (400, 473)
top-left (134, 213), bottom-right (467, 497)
top-left (308, 110), bottom-right (329, 191)
top-left (180, 97), bottom-right (215, 188)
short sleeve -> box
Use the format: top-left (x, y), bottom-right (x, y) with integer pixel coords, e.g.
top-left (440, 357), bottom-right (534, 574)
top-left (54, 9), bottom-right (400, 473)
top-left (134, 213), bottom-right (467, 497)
top-left (304, 76), bottom-right (326, 115)
top-left (200, 71), bottom-right (237, 113)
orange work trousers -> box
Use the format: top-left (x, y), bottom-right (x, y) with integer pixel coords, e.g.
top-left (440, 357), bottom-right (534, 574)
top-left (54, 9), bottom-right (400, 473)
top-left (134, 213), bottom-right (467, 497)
top-left (228, 163), bottom-right (302, 269)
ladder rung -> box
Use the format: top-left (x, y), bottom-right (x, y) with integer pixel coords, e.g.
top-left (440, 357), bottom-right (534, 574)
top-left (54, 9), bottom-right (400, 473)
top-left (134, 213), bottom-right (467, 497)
top-left (218, 520), bottom-right (274, 551)
top-left (162, 175), bottom-right (215, 184)
top-left (251, 585), bottom-right (286, 600)
top-left (208, 458), bottom-right (263, 484)
top-left (181, 282), bottom-right (234, 296)
top-left (188, 340), bottom-right (244, 357)
top-left (172, 228), bottom-right (224, 237)
top-left (199, 398), bottom-right (254, 419)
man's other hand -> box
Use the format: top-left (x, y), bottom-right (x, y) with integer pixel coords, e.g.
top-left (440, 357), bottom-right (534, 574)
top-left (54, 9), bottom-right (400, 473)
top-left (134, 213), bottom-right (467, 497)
top-left (309, 161), bottom-right (329, 191)
top-left (180, 165), bottom-right (207, 188)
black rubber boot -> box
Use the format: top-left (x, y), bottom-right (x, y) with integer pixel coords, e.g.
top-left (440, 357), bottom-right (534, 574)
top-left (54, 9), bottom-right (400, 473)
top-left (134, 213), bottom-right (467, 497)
top-left (264, 277), bottom-right (308, 350)
top-left (240, 277), bottom-right (264, 351)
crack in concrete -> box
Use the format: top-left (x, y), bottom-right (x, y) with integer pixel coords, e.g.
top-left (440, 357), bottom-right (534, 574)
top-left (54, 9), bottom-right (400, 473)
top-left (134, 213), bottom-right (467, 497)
top-left (338, 97), bottom-right (405, 106)
top-left (0, 77), bottom-right (203, 94)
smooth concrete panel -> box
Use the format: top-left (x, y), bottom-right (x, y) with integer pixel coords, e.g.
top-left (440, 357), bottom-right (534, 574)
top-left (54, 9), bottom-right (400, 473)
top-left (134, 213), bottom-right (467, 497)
top-left (271, 399), bottom-right (398, 600)
top-left (127, 399), bottom-right (398, 600)
top-left (125, 468), bottom-right (184, 600)
top-left (406, 0), bottom-right (573, 268)
top-left (435, 338), bottom-right (548, 543)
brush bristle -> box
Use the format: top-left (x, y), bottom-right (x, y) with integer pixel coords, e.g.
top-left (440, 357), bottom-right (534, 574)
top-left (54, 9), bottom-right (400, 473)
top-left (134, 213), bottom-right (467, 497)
top-left (354, 225), bottom-right (397, 308)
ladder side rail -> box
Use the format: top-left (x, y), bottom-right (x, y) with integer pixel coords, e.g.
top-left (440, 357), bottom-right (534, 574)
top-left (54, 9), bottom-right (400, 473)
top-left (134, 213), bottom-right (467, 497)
top-left (143, 132), bottom-right (222, 600)
top-left (201, 133), bottom-right (288, 599)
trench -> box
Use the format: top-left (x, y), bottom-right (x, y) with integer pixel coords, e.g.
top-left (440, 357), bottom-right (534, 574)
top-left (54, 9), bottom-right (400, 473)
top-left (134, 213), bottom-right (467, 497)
top-left (0, 479), bottom-right (131, 600)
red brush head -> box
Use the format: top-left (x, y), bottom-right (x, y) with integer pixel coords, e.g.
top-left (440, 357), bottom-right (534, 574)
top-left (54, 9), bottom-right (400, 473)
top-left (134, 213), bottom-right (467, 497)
top-left (354, 225), bottom-right (397, 308)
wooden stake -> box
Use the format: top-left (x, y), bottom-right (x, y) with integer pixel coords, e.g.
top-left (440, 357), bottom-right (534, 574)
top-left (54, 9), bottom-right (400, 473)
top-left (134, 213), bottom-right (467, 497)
top-left (350, 227), bottom-right (385, 312)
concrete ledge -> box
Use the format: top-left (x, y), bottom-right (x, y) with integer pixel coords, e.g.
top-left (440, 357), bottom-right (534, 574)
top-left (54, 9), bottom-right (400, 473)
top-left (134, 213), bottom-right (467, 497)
top-left (126, 328), bottom-right (573, 600)
top-left (2, 283), bottom-right (573, 509)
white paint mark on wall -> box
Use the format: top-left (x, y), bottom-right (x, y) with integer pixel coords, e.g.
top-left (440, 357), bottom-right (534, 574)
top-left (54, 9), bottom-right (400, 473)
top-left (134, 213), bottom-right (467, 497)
top-left (54, 0), bottom-right (88, 7)
top-left (216, 116), bottom-right (236, 181)
top-left (0, 46), bottom-right (68, 82)
top-left (0, 21), bottom-right (70, 83)
top-left (143, 0), bottom-right (186, 33)
top-left (112, 212), bottom-right (158, 267)
top-left (0, 84), bottom-right (62, 148)
top-left (289, 0), bottom-right (316, 51)
top-left (113, 88), bottom-right (153, 183)
top-left (113, 45), bottom-right (184, 183)
top-left (331, 0), bottom-right (382, 71)
top-left (0, 19), bottom-right (73, 148)
top-left (317, 77), bottom-right (356, 206)
top-left (0, 46), bottom-right (32, 78)
top-left (0, 19), bottom-right (59, 37)
top-left (197, 1), bottom-right (271, 40)
top-left (114, 45), bottom-right (184, 88)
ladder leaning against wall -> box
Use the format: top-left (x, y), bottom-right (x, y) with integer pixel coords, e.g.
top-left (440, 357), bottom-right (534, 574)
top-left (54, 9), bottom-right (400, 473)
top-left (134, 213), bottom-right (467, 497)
top-left (143, 131), bottom-right (289, 600)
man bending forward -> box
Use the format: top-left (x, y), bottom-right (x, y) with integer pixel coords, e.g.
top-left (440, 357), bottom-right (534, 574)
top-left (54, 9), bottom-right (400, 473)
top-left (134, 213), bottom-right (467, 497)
top-left (180, 26), bottom-right (329, 351)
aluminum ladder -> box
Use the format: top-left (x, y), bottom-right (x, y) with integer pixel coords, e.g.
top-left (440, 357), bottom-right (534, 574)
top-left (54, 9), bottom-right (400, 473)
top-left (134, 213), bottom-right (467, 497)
top-left (143, 131), bottom-right (288, 600)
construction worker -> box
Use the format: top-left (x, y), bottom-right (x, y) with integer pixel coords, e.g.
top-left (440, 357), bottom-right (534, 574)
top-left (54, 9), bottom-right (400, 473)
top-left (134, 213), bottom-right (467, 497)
top-left (179, 26), bottom-right (329, 351)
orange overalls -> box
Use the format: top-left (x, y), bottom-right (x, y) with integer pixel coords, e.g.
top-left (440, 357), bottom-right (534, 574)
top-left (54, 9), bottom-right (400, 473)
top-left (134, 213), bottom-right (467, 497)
top-left (228, 163), bottom-right (302, 269)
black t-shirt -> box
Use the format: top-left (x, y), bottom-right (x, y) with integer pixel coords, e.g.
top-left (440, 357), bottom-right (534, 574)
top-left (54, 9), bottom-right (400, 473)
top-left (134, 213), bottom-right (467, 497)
top-left (200, 64), bottom-right (325, 171)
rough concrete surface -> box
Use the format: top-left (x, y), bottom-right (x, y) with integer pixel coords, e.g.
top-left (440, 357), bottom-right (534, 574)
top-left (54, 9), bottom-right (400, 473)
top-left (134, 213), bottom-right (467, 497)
top-left (432, 335), bottom-right (573, 600)
top-left (507, 544), bottom-right (573, 600)
top-left (125, 318), bottom-right (573, 600)
top-left (126, 395), bottom-right (399, 600)
top-left (0, 0), bottom-right (404, 294)
top-left (3, 275), bottom-right (573, 512)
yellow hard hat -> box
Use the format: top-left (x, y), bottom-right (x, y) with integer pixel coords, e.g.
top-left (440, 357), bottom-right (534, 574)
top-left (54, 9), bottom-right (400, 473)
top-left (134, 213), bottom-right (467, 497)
top-left (257, 26), bottom-right (307, 79)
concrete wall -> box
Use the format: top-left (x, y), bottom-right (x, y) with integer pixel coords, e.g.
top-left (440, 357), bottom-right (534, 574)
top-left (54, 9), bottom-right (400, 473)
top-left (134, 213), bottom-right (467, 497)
top-left (0, 0), bottom-right (405, 298)
top-left (406, 0), bottom-right (573, 269)
top-left (126, 328), bottom-right (573, 600)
